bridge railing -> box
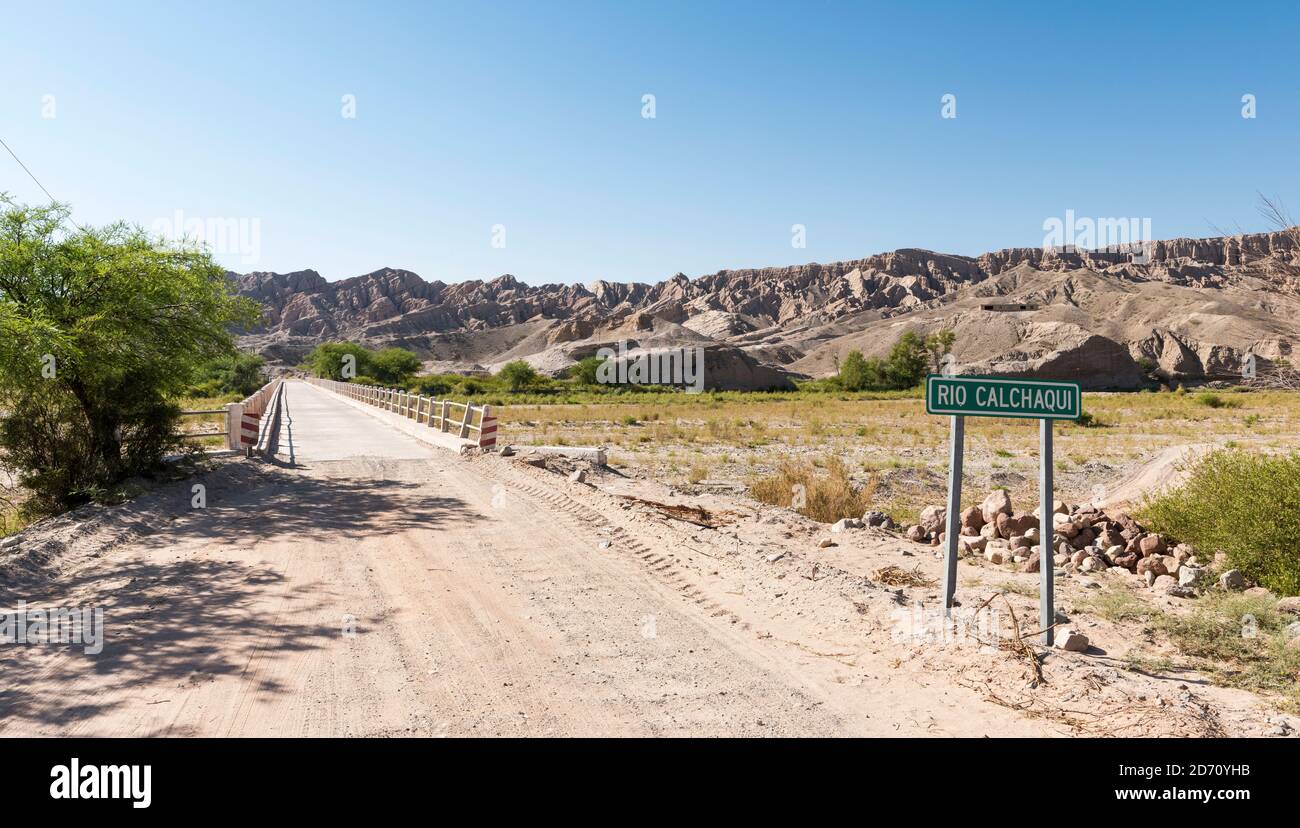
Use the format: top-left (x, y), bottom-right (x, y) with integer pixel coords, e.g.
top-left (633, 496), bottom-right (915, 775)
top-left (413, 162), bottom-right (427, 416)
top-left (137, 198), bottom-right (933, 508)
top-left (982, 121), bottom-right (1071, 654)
top-left (224, 377), bottom-right (285, 452)
top-left (307, 378), bottom-right (498, 450)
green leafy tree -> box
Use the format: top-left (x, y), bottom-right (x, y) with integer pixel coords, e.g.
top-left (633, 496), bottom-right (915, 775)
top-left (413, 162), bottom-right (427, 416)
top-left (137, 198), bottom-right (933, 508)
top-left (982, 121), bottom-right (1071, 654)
top-left (497, 360), bottom-right (538, 392)
top-left (568, 356), bottom-right (606, 386)
top-left (0, 198), bottom-right (259, 511)
top-left (924, 329), bottom-right (956, 373)
top-left (838, 350), bottom-right (870, 392)
top-left (883, 331), bottom-right (930, 389)
top-left (189, 352), bottom-right (266, 397)
top-left (369, 347), bottom-right (422, 384)
top-left (304, 342), bottom-right (373, 381)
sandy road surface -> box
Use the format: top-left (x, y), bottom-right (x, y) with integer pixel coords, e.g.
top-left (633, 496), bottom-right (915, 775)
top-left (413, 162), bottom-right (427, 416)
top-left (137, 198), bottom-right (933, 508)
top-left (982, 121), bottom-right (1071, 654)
top-left (4, 380), bottom-right (1007, 736)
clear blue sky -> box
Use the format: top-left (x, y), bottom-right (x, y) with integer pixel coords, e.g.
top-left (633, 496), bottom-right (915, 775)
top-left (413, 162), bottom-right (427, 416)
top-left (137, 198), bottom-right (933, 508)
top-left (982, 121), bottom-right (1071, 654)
top-left (2, 0), bottom-right (1298, 285)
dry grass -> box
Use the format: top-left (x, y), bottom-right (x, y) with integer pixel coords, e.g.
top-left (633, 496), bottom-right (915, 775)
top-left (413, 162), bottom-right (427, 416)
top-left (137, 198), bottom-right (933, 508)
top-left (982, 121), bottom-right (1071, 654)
top-left (873, 565), bottom-right (937, 588)
top-left (749, 456), bottom-right (875, 523)
top-left (497, 387), bottom-right (1300, 525)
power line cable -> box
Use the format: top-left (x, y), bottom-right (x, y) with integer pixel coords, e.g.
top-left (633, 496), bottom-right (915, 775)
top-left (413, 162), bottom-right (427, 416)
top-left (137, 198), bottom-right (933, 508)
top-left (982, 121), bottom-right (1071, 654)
top-left (0, 133), bottom-right (84, 231)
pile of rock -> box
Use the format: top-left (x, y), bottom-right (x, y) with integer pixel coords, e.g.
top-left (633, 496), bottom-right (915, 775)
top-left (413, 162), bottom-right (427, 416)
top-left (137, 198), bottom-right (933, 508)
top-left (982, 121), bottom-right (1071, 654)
top-left (831, 511), bottom-right (897, 533)
top-left (902, 490), bottom-right (1213, 597)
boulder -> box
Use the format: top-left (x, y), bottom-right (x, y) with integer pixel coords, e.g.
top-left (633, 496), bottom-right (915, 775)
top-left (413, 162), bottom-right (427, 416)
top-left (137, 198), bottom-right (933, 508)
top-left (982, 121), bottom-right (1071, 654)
top-left (1177, 566), bottom-right (1204, 588)
top-left (919, 505), bottom-right (947, 534)
top-left (1022, 550), bottom-right (1041, 573)
top-left (1055, 628), bottom-right (1090, 652)
top-left (1138, 535), bottom-right (1167, 557)
top-left (1096, 528), bottom-right (1125, 549)
top-left (1002, 514), bottom-right (1038, 537)
top-left (1112, 552), bottom-right (1139, 570)
top-left (1219, 569), bottom-right (1247, 591)
top-left (831, 517), bottom-right (863, 533)
top-left (905, 524), bottom-right (926, 542)
top-left (959, 506), bottom-right (985, 535)
top-left (1152, 574), bottom-right (1181, 594)
top-left (1136, 557), bottom-right (1167, 578)
top-left (959, 535), bottom-right (988, 555)
top-left (862, 510), bottom-right (894, 529)
top-left (981, 490), bottom-right (1013, 524)
top-left (985, 548), bottom-right (1007, 565)
top-left (1080, 556), bottom-right (1106, 573)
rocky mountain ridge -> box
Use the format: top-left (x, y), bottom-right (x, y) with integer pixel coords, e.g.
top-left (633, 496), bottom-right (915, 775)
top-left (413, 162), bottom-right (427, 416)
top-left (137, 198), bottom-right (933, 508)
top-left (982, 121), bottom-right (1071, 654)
top-left (235, 228), bottom-right (1299, 390)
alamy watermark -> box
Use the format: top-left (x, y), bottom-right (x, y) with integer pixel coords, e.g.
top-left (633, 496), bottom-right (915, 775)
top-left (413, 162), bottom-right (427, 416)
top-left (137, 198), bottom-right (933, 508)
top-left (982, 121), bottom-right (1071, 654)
top-left (595, 341), bottom-right (705, 393)
top-left (1042, 209), bottom-right (1153, 263)
top-left (1, 601), bottom-right (104, 655)
top-left (890, 602), bottom-right (1005, 647)
top-left (151, 209), bottom-right (261, 266)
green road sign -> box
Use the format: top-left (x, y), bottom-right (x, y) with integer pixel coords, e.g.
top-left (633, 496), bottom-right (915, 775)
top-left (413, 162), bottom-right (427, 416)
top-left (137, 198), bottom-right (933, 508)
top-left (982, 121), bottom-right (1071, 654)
top-left (925, 375), bottom-right (1081, 420)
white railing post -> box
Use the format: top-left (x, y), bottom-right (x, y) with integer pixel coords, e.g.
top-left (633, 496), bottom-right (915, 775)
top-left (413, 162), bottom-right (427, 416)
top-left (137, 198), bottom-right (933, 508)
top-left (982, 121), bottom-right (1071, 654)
top-left (225, 403), bottom-right (243, 451)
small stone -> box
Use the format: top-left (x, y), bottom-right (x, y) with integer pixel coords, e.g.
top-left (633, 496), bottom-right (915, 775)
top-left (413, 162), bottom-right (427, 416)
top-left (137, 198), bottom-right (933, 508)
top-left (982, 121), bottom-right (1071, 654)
top-left (568, 469), bottom-right (587, 483)
top-left (1219, 569), bottom-right (1247, 591)
top-left (830, 517), bottom-right (863, 533)
top-left (905, 524), bottom-right (926, 543)
top-left (1285, 621), bottom-right (1300, 638)
top-left (768, 551), bottom-right (788, 562)
top-left (1053, 553), bottom-right (1070, 567)
top-left (984, 548), bottom-right (1006, 565)
top-left (959, 505), bottom-right (985, 535)
top-left (816, 539), bottom-right (834, 549)
top-left (1055, 628), bottom-right (1089, 652)
top-left (1144, 569), bottom-right (1157, 587)
top-left (597, 540), bottom-right (611, 549)
top-left (1179, 566), bottom-right (1206, 588)
top-left (498, 444), bottom-right (516, 457)
top-left (1022, 550), bottom-right (1041, 573)
top-left (958, 535), bottom-right (988, 555)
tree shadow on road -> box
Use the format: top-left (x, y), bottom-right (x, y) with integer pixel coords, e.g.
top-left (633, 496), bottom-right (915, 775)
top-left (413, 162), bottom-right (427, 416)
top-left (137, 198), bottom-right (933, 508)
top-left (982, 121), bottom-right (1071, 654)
top-left (0, 554), bottom-right (397, 733)
top-left (0, 461), bottom-right (481, 734)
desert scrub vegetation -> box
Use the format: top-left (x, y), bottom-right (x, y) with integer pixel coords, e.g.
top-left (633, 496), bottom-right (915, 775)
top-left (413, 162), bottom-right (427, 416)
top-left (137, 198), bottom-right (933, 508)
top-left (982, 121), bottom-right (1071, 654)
top-left (1154, 591), bottom-right (1300, 700)
top-left (750, 456), bottom-right (876, 523)
top-left (1140, 448), bottom-right (1300, 595)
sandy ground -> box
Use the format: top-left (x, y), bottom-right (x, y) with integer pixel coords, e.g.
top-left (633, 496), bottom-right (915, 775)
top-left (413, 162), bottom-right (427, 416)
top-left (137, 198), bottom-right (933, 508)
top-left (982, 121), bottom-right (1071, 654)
top-left (0, 381), bottom-right (1293, 737)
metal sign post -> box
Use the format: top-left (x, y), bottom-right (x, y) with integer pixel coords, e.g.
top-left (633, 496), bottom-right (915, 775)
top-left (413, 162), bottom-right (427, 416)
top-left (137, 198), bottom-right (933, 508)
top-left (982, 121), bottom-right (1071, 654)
top-left (926, 375), bottom-right (1081, 645)
top-left (940, 415), bottom-right (964, 618)
top-left (1039, 418), bottom-right (1054, 646)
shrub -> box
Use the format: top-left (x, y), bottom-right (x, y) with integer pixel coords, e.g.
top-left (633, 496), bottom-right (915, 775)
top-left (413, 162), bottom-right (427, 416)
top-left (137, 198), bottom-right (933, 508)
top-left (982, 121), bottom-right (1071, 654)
top-left (497, 360), bottom-right (538, 393)
top-left (1140, 448), bottom-right (1300, 595)
top-left (1194, 392), bottom-right (1241, 409)
top-left (750, 456), bottom-right (875, 523)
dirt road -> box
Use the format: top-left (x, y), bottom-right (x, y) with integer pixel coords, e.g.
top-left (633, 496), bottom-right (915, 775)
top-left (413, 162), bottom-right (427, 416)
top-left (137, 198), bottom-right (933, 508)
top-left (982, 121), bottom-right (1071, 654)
top-left (4, 381), bottom-right (1281, 737)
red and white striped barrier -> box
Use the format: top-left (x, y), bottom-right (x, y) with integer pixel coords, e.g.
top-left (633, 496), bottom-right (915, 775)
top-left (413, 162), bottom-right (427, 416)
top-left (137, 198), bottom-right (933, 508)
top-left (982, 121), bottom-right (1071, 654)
top-left (226, 377), bottom-right (284, 453)
top-left (478, 406), bottom-right (497, 450)
top-left (239, 411), bottom-right (261, 447)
